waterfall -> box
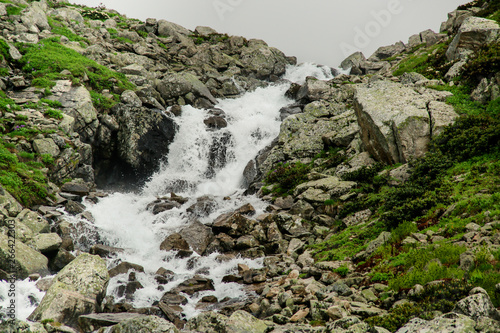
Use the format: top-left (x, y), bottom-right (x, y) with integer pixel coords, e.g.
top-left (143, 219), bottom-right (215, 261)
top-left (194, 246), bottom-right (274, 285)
top-left (0, 63), bottom-right (335, 321)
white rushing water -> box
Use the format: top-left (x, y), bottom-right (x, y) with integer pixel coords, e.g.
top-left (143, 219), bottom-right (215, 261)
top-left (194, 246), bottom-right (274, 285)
top-left (0, 63), bottom-right (336, 321)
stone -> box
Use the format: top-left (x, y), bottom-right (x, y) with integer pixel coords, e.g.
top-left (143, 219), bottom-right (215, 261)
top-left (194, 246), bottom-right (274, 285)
top-left (21, 1), bottom-right (50, 32)
top-left (105, 315), bottom-right (178, 333)
top-left (173, 275), bottom-right (215, 295)
top-left (290, 308), bottom-right (310, 322)
top-left (160, 233), bottom-right (190, 252)
top-left (0, 186), bottom-right (23, 217)
top-left (453, 292), bottom-right (500, 320)
top-left (29, 233), bottom-right (62, 253)
top-left (179, 220), bottom-right (215, 255)
top-left (240, 43), bottom-right (289, 79)
top-left (204, 115), bottom-right (228, 129)
top-left (340, 51), bottom-right (367, 73)
top-left (395, 313), bottom-right (477, 333)
top-left (225, 310), bottom-right (268, 333)
top-left (78, 313), bottom-right (147, 332)
top-left (366, 231), bottom-right (392, 255)
top-left (185, 311), bottom-right (228, 333)
top-left (213, 212), bottom-right (257, 237)
top-left (294, 176), bottom-right (356, 199)
top-left (49, 249), bottom-right (75, 272)
top-left (157, 72), bottom-right (216, 105)
top-left (32, 138), bottom-right (60, 157)
top-left (61, 182), bottom-right (90, 196)
top-left (446, 17), bottom-right (500, 61)
top-left (354, 80), bottom-right (458, 164)
top-left (28, 253), bottom-right (109, 328)
top-left (0, 233), bottom-right (49, 279)
top-left (369, 41), bottom-right (406, 61)
top-left (321, 110), bottom-right (359, 148)
top-left (120, 90), bottom-right (142, 107)
top-left (342, 209), bottom-right (372, 227)
top-left (89, 244), bottom-right (124, 258)
top-left (109, 262), bottom-right (145, 278)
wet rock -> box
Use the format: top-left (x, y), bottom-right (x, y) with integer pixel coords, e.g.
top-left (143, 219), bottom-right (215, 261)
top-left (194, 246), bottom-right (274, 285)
top-left (28, 253), bottom-right (109, 328)
top-left (234, 203), bottom-right (256, 216)
top-left (213, 212), bottom-right (257, 237)
top-left (173, 275), bottom-right (215, 295)
top-left (160, 233), bottom-right (190, 252)
top-left (89, 244), bottom-right (124, 258)
top-left (109, 261), bottom-right (145, 278)
top-left (179, 220), bottom-right (215, 255)
top-left (157, 72), bottom-right (217, 105)
top-left (187, 196), bottom-right (218, 217)
top-left (64, 200), bottom-right (85, 215)
top-left (204, 115), bottom-right (228, 129)
top-left (49, 249), bottom-right (76, 272)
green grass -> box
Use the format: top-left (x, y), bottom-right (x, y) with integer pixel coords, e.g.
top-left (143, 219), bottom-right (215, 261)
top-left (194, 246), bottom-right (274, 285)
top-left (44, 108), bottom-right (63, 119)
top-left (6, 4), bottom-right (25, 16)
top-left (48, 17), bottom-right (89, 45)
top-left (264, 161), bottom-right (312, 196)
top-left (393, 42), bottom-right (453, 79)
top-left (0, 141), bottom-right (50, 206)
top-left (18, 38), bottom-right (134, 93)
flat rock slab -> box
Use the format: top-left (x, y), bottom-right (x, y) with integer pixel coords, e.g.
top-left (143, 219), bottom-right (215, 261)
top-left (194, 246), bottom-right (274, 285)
top-left (78, 313), bottom-right (147, 332)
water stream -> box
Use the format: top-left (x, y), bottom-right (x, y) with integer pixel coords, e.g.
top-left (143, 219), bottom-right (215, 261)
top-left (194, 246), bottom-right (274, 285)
top-left (0, 63), bottom-right (335, 321)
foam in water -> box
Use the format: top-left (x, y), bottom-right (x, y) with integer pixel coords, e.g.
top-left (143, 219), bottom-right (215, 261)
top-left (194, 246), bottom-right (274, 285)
top-left (0, 278), bottom-right (46, 321)
top-left (59, 63), bottom-right (335, 320)
top-left (283, 62), bottom-right (335, 84)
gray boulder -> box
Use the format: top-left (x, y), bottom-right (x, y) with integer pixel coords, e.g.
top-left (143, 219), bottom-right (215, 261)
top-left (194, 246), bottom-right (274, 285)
top-left (28, 253), bottom-right (109, 328)
top-left (368, 41), bottom-right (406, 61)
top-left (240, 43), bottom-right (289, 79)
top-left (21, 1), bottom-right (50, 32)
top-left (226, 310), bottom-right (269, 333)
top-left (446, 17), bottom-right (500, 61)
top-left (0, 233), bottom-right (49, 279)
top-left (354, 80), bottom-right (458, 164)
top-left (396, 313), bottom-right (477, 333)
top-left (156, 72), bottom-right (217, 105)
top-left (105, 315), bottom-right (178, 333)
top-left (453, 292), bottom-right (500, 321)
top-left (179, 220), bottom-right (215, 255)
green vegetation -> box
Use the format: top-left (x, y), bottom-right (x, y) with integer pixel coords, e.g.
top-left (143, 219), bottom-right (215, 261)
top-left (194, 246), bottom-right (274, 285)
top-left (44, 108), bottom-right (63, 119)
top-left (6, 4), bottom-right (25, 16)
top-left (90, 91), bottom-right (118, 111)
top-left (0, 39), bottom-right (11, 63)
top-left (393, 42), bottom-right (453, 79)
top-left (462, 42), bottom-right (500, 85)
top-left (189, 33), bottom-right (230, 45)
top-left (48, 17), bottom-right (89, 45)
top-left (0, 140), bottom-right (50, 206)
top-left (17, 38), bottom-right (133, 107)
top-left (264, 161), bottom-right (311, 196)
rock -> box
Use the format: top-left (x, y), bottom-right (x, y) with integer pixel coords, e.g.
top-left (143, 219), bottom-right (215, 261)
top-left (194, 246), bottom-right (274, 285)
top-left (297, 77), bottom-right (335, 101)
top-left (369, 41), bottom-right (406, 61)
top-left (21, 1), bottom-right (50, 32)
top-left (179, 220), bottom-right (215, 255)
top-left (151, 200), bottom-right (182, 214)
top-left (32, 138), bottom-right (60, 157)
top-left (105, 315), bottom-right (179, 333)
top-left (0, 185), bottom-right (23, 216)
top-left (294, 176), bottom-right (356, 199)
top-left (78, 313), bottom-right (147, 332)
top-left (446, 17), bottom-right (500, 61)
top-left (61, 182), bottom-right (90, 196)
top-left (226, 310), bottom-right (269, 333)
top-left (49, 249), bottom-right (75, 272)
top-left (187, 196), bottom-right (218, 217)
top-left (290, 308), bottom-right (310, 322)
top-left (185, 311), bottom-right (228, 333)
top-left (157, 72), bottom-right (216, 105)
top-left (157, 19), bottom-right (191, 37)
top-left (28, 253), bottom-right (109, 328)
top-left (64, 200), bottom-right (85, 215)
top-left (354, 80), bottom-right (458, 164)
top-left (396, 313), bottom-right (477, 333)
top-left (89, 244), bottom-right (124, 258)
top-left (173, 275), bottom-right (215, 295)
top-left (120, 90), bottom-right (142, 107)
top-left (213, 212), bottom-right (257, 237)
top-left (0, 233), bottom-right (49, 279)
top-left (29, 233), bottom-right (62, 253)
top-left (340, 52), bottom-right (367, 74)
top-left (204, 115), bottom-right (228, 129)
top-left (453, 292), bottom-right (500, 320)
top-left (321, 110), bottom-right (359, 148)
top-left (160, 233), bottom-right (190, 252)
top-left (17, 209), bottom-right (50, 234)
top-left (366, 231), bottom-right (392, 256)
top-left (240, 43), bottom-right (289, 79)
top-left (109, 262), bottom-right (145, 278)
top-left (342, 209), bottom-right (372, 227)
top-left (53, 83), bottom-right (98, 142)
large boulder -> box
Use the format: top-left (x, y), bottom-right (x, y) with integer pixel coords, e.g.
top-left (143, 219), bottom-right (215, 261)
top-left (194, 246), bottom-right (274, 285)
top-left (179, 220), bottom-right (215, 255)
top-left (354, 80), bottom-right (458, 164)
top-left (156, 72), bottom-right (217, 105)
top-left (452, 292), bottom-right (500, 321)
top-left (226, 310), bottom-right (269, 333)
top-left (21, 1), bottom-right (50, 32)
top-left (51, 81), bottom-right (98, 143)
top-left (446, 17), bottom-right (500, 61)
top-left (240, 42), bottom-right (290, 79)
top-left (105, 315), bottom-right (178, 333)
top-left (28, 253), bottom-right (109, 328)
top-left (0, 234), bottom-right (49, 279)
top-left (396, 313), bottom-right (477, 333)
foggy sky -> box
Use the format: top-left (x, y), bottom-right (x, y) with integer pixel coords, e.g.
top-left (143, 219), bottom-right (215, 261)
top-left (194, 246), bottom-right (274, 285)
top-left (70, 0), bottom-right (469, 67)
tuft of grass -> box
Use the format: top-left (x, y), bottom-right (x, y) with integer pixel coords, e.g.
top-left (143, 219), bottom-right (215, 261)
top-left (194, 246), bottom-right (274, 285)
top-left (264, 161), bottom-right (312, 196)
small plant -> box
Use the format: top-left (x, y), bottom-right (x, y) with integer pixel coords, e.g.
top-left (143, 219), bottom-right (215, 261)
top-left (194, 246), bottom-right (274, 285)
top-left (44, 108), bottom-right (63, 119)
top-left (333, 265), bottom-right (349, 277)
top-left (264, 161), bottom-right (311, 196)
top-left (41, 154), bottom-right (55, 165)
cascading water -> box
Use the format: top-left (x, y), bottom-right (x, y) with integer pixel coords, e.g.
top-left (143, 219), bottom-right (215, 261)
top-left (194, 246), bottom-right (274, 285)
top-left (0, 63), bottom-right (334, 321)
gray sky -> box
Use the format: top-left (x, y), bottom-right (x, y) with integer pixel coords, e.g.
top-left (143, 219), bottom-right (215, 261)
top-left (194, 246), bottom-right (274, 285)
top-left (71, 0), bottom-right (468, 67)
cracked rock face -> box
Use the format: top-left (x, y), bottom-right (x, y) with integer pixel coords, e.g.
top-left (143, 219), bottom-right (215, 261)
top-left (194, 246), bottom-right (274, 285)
top-left (353, 80), bottom-right (458, 164)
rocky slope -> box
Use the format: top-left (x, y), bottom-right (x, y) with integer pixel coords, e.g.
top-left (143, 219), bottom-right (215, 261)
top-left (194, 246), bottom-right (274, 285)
top-left (0, 0), bottom-right (499, 332)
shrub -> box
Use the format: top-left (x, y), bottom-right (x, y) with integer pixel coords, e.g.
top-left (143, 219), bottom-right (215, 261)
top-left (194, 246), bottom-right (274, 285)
top-left (462, 42), bottom-right (500, 86)
top-left (44, 108), bottom-right (63, 119)
top-left (264, 161), bottom-right (311, 195)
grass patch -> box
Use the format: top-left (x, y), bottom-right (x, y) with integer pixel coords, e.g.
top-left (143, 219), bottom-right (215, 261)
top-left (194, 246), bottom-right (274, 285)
top-left (264, 161), bottom-right (312, 196)
top-left (0, 140), bottom-right (49, 206)
top-left (393, 42), bottom-right (454, 79)
top-left (48, 17), bottom-right (89, 45)
top-left (18, 38), bottom-right (134, 93)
